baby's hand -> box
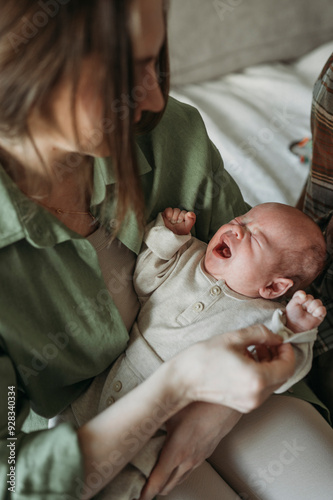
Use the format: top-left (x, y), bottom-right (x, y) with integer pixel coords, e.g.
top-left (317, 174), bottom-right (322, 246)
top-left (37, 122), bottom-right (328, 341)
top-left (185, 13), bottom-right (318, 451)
top-left (285, 290), bottom-right (326, 333)
top-left (162, 208), bottom-right (196, 235)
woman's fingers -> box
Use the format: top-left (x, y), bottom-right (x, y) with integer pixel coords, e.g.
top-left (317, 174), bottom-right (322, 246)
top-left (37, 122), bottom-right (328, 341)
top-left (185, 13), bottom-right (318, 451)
top-left (259, 342), bottom-right (295, 385)
top-left (254, 344), bottom-right (274, 362)
top-left (227, 324), bottom-right (284, 348)
top-left (182, 325), bottom-right (295, 412)
top-left (232, 343), bottom-right (295, 412)
top-left (139, 402), bottom-right (239, 499)
top-left (139, 440), bottom-right (190, 499)
top-left (139, 459), bottom-right (186, 499)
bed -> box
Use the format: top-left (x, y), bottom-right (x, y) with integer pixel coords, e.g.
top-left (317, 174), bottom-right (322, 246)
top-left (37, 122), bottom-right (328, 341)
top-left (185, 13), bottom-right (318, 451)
top-left (167, 0), bottom-right (333, 208)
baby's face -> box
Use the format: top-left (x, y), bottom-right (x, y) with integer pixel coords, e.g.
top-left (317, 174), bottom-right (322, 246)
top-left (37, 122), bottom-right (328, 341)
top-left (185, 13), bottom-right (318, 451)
top-left (204, 203), bottom-right (299, 297)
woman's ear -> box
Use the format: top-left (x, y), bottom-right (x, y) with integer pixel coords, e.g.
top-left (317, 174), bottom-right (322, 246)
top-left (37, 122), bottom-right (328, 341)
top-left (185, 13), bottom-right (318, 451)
top-left (259, 278), bottom-right (294, 299)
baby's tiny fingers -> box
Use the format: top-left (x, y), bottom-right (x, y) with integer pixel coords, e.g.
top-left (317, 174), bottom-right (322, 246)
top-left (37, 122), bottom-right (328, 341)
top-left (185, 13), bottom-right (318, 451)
top-left (303, 298), bottom-right (323, 314)
top-left (312, 305), bottom-right (327, 319)
top-left (185, 211), bottom-right (196, 220)
top-left (174, 209), bottom-right (188, 223)
top-left (298, 295), bottom-right (314, 311)
top-left (169, 208), bottom-right (181, 222)
top-left (164, 208), bottom-right (183, 224)
top-left (163, 207), bottom-right (175, 220)
top-left (292, 290), bottom-right (307, 304)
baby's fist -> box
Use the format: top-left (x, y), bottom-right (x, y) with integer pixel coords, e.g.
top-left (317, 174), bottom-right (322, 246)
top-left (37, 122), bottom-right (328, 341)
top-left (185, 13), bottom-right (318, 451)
top-left (286, 290), bottom-right (326, 333)
top-left (162, 208), bottom-right (196, 235)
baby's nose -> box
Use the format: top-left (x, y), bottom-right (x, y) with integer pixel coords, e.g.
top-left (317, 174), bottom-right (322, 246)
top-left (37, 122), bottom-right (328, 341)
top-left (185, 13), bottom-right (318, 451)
top-left (234, 225), bottom-right (245, 240)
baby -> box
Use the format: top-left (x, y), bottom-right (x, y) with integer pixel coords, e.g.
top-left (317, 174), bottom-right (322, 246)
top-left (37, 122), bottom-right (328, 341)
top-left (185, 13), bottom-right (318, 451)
top-left (61, 202), bottom-right (327, 500)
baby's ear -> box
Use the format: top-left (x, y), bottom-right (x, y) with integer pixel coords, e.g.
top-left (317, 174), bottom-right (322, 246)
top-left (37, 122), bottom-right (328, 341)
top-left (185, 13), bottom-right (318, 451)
top-left (259, 278), bottom-right (294, 300)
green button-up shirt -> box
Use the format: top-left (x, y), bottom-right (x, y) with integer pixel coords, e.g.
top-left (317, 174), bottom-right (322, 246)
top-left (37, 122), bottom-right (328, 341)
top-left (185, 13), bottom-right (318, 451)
top-left (0, 97), bottom-right (248, 499)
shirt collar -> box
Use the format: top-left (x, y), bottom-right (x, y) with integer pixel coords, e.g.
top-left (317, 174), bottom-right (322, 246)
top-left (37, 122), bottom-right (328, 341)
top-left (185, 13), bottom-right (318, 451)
top-left (90, 144), bottom-right (152, 254)
top-left (0, 165), bottom-right (81, 249)
top-left (0, 142), bottom-right (152, 251)
top-left (91, 144), bottom-right (152, 206)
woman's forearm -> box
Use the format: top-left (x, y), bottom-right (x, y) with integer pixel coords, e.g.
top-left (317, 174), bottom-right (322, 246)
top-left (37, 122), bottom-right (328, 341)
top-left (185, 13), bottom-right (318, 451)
top-left (77, 357), bottom-right (187, 498)
top-left (77, 324), bottom-right (295, 498)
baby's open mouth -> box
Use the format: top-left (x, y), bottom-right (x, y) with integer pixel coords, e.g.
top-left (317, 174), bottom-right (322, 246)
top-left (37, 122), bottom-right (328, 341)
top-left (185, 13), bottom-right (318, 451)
top-left (214, 241), bottom-right (231, 259)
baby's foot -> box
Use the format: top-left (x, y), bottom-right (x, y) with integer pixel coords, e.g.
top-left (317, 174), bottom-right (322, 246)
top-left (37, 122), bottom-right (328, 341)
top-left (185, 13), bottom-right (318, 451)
top-left (285, 290), bottom-right (326, 333)
top-left (162, 208), bottom-right (196, 235)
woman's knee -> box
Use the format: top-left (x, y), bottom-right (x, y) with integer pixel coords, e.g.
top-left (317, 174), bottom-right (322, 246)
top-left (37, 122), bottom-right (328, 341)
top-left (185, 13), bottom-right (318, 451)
top-left (162, 460), bottom-right (241, 500)
top-left (209, 396), bottom-right (333, 500)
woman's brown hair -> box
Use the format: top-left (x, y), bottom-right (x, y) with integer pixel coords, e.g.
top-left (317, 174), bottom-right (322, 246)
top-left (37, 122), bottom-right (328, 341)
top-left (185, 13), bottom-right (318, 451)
top-left (0, 0), bottom-right (169, 228)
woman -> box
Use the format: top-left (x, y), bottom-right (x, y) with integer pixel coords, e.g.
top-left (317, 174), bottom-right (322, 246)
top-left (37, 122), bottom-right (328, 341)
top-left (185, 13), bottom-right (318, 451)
top-left (0, 1), bottom-right (332, 499)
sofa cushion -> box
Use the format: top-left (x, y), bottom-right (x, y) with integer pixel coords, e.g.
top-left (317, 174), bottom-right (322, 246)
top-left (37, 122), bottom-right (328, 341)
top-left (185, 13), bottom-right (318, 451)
top-left (168, 0), bottom-right (333, 86)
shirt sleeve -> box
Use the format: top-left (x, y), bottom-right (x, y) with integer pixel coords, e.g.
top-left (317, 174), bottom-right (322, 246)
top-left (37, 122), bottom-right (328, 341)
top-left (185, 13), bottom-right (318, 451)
top-left (267, 309), bottom-right (317, 394)
top-left (0, 351), bottom-right (84, 499)
top-left (134, 213), bottom-right (192, 298)
top-left (303, 52), bottom-right (333, 355)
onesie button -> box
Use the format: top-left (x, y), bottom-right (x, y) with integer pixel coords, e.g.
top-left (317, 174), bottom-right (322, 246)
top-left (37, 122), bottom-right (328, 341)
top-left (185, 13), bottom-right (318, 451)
top-left (210, 285), bottom-right (222, 296)
top-left (113, 381), bottom-right (122, 392)
top-left (106, 396), bottom-right (115, 406)
top-left (193, 302), bottom-right (204, 313)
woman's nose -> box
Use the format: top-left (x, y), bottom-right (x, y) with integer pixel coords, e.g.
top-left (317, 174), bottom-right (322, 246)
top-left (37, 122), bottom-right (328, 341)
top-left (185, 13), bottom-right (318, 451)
top-left (134, 67), bottom-right (165, 123)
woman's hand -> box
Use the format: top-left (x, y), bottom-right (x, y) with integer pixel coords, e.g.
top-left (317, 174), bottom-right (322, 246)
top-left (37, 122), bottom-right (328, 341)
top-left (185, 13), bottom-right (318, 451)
top-left (140, 324), bottom-right (295, 499)
top-left (139, 402), bottom-right (241, 499)
top-left (77, 324), bottom-right (294, 496)
top-left (177, 324), bottom-right (295, 413)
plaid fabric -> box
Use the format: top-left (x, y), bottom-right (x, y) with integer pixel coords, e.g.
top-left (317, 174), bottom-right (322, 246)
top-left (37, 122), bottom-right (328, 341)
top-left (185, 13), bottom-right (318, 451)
top-left (304, 52), bottom-right (333, 356)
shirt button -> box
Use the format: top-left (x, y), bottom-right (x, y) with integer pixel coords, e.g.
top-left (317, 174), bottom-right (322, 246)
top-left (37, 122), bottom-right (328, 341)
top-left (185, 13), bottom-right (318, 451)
top-left (210, 285), bottom-right (222, 296)
top-left (113, 381), bottom-right (122, 392)
top-left (106, 396), bottom-right (115, 406)
top-left (193, 302), bottom-right (204, 312)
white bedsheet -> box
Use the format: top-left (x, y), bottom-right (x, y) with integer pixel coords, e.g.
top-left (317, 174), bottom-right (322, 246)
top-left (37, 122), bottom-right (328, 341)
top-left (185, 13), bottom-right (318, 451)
top-left (171, 41), bottom-right (333, 208)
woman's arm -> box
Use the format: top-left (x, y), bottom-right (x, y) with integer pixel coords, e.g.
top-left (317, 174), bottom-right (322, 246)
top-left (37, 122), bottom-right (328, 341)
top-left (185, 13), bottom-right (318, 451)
top-left (77, 357), bottom-right (184, 499)
top-left (140, 402), bottom-right (242, 499)
top-left (77, 324), bottom-right (295, 498)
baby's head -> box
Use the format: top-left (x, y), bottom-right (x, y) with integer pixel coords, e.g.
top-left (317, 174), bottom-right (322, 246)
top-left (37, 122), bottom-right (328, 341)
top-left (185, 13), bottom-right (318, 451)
top-left (204, 202), bottom-right (326, 299)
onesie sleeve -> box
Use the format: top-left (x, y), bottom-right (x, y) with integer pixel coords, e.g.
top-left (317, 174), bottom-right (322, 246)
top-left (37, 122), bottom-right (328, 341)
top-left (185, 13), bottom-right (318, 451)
top-left (0, 351), bottom-right (84, 499)
top-left (268, 309), bottom-right (317, 394)
top-left (134, 213), bottom-right (192, 297)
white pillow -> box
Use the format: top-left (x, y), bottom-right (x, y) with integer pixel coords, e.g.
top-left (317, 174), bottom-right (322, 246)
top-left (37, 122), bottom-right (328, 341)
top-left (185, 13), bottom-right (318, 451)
top-left (168, 0), bottom-right (333, 86)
